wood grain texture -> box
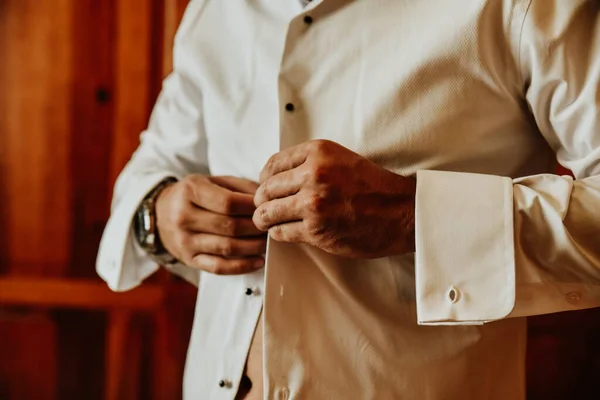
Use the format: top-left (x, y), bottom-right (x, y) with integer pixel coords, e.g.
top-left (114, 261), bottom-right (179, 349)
top-left (67, 0), bottom-right (116, 278)
top-left (105, 310), bottom-right (141, 400)
top-left (109, 0), bottom-right (155, 195)
top-left (0, 1), bottom-right (183, 398)
top-left (151, 286), bottom-right (196, 400)
top-left (0, 0), bottom-right (74, 275)
top-left (0, 276), bottom-right (166, 310)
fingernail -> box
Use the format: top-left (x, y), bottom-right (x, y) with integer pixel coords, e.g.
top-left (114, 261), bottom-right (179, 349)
top-left (254, 259), bottom-right (265, 269)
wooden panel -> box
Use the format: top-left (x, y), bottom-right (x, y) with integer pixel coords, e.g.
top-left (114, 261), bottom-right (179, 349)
top-left (152, 296), bottom-right (195, 400)
top-left (0, 0), bottom-right (160, 277)
top-left (109, 0), bottom-right (156, 193)
top-left (0, 1), bottom-right (170, 399)
top-left (67, 0), bottom-right (116, 278)
top-left (0, 277), bottom-right (166, 310)
top-left (0, 0), bottom-right (74, 275)
top-left (0, 312), bottom-right (58, 400)
top-left (161, 0), bottom-right (192, 78)
top-left (105, 310), bottom-right (141, 400)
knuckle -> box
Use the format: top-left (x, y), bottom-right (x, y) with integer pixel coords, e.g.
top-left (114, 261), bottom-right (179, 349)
top-left (229, 260), bottom-right (247, 274)
top-left (181, 174), bottom-right (208, 200)
top-left (306, 218), bottom-right (326, 237)
top-left (180, 178), bottom-right (195, 199)
top-left (211, 264), bottom-right (227, 275)
top-left (185, 255), bottom-right (199, 269)
top-left (254, 207), bottom-right (269, 230)
top-left (311, 139), bottom-right (332, 153)
top-left (251, 213), bottom-right (262, 232)
top-left (204, 264), bottom-right (220, 274)
top-left (204, 258), bottom-right (224, 275)
top-left (180, 251), bottom-right (196, 268)
top-left (218, 240), bottom-right (236, 257)
top-left (209, 258), bottom-right (248, 275)
top-left (171, 205), bottom-right (188, 227)
top-left (220, 195), bottom-right (235, 215)
top-left (261, 179), bottom-right (274, 200)
top-left (320, 184), bottom-right (340, 203)
top-left (265, 155), bottom-right (277, 175)
top-left (220, 217), bottom-right (237, 236)
top-left (310, 166), bottom-right (329, 184)
top-left (305, 192), bottom-right (326, 213)
top-left (230, 219), bottom-right (244, 236)
top-left (187, 173), bottom-right (207, 185)
top-left (270, 225), bottom-right (285, 242)
top-left (179, 233), bottom-right (193, 252)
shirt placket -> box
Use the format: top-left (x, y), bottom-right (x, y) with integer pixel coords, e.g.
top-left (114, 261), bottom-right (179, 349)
top-left (265, 0), bottom-right (353, 397)
top-left (205, 272), bottom-right (265, 400)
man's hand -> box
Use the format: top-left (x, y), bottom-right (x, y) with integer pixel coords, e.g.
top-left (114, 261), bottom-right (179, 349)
top-left (156, 175), bottom-right (267, 274)
top-left (253, 140), bottom-right (416, 259)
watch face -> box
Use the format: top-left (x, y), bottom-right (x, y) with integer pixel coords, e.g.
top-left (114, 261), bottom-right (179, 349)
top-left (146, 232), bottom-right (156, 248)
top-left (134, 203), bottom-right (152, 250)
top-left (143, 209), bottom-right (152, 232)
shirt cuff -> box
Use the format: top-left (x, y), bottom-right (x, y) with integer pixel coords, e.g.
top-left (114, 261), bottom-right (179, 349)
top-left (414, 170), bottom-right (516, 325)
top-left (96, 173), bottom-right (174, 292)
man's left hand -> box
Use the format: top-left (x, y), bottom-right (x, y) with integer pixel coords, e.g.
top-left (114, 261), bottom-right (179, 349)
top-left (253, 140), bottom-right (416, 259)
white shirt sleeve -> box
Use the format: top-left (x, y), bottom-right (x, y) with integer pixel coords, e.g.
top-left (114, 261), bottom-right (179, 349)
top-left (96, 2), bottom-right (208, 291)
top-left (415, 0), bottom-right (600, 324)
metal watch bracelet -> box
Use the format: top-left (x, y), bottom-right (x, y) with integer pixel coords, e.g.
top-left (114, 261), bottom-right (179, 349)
top-left (133, 177), bottom-right (179, 265)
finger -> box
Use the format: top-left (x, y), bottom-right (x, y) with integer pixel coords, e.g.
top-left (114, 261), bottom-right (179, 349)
top-left (254, 167), bottom-right (305, 206)
top-left (189, 234), bottom-right (267, 257)
top-left (190, 254), bottom-right (265, 275)
top-left (188, 180), bottom-right (257, 216)
top-left (183, 208), bottom-right (264, 237)
top-left (259, 142), bottom-right (311, 183)
top-left (253, 197), bottom-right (303, 231)
top-left (268, 222), bottom-right (306, 244)
top-left (209, 176), bottom-right (260, 195)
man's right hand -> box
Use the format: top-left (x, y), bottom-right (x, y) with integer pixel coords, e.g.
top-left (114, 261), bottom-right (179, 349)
top-left (155, 175), bottom-right (267, 275)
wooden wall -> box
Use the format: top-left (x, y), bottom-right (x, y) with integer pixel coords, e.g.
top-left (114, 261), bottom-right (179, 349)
top-left (0, 1), bottom-right (195, 399)
top-left (0, 1), bottom-right (598, 399)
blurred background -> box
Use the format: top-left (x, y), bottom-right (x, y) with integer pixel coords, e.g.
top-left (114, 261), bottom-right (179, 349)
top-left (0, 1), bottom-right (599, 399)
top-left (0, 1), bottom-right (196, 399)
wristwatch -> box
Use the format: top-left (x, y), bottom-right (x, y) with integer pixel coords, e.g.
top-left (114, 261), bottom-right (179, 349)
top-left (133, 177), bottom-right (179, 265)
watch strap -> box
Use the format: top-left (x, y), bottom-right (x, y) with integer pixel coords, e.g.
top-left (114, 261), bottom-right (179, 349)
top-left (134, 177), bottom-right (179, 264)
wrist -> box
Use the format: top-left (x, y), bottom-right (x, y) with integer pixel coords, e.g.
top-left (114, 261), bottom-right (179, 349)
top-left (392, 174), bottom-right (416, 254)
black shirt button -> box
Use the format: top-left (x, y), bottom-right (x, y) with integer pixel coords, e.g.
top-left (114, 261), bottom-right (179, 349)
top-left (218, 380), bottom-right (226, 388)
top-left (304, 15), bottom-right (313, 24)
top-left (245, 288), bottom-right (253, 296)
top-left (285, 103), bottom-right (295, 112)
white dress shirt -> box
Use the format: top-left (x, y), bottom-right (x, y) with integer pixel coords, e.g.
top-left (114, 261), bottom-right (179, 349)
top-left (96, 0), bottom-right (600, 398)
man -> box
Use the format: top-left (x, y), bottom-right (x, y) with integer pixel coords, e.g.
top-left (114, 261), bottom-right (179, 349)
top-left (96, 0), bottom-right (600, 399)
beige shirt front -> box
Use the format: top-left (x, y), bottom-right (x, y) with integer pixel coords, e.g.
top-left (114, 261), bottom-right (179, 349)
top-left (96, 0), bottom-right (600, 399)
